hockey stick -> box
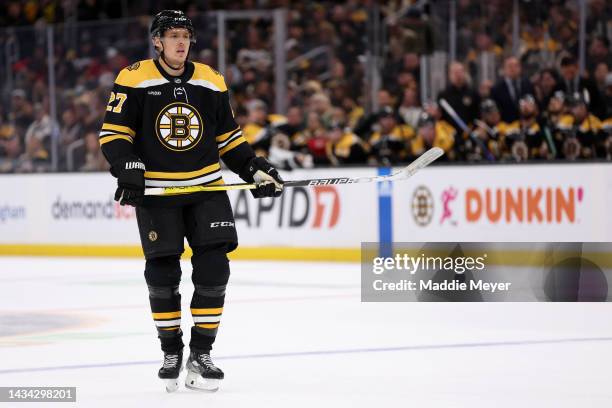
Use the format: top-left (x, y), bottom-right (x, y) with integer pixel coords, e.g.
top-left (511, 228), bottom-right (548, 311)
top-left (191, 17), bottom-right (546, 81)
top-left (144, 147), bottom-right (444, 196)
top-left (439, 98), bottom-right (495, 161)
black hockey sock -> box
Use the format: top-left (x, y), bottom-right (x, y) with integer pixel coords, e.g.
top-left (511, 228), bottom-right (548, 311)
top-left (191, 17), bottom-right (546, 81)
top-left (148, 285), bottom-right (184, 352)
top-left (189, 288), bottom-right (224, 352)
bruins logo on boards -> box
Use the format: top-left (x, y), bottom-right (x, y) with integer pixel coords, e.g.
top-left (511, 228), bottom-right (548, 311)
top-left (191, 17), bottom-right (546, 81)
top-left (155, 102), bottom-right (204, 151)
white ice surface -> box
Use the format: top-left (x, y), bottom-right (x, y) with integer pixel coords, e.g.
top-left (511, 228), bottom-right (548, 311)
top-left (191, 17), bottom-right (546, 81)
top-left (1, 257), bottom-right (611, 407)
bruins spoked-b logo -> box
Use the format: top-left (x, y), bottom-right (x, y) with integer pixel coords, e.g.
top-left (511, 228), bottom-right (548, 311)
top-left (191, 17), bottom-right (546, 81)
top-left (411, 185), bottom-right (434, 227)
top-left (156, 102), bottom-right (204, 151)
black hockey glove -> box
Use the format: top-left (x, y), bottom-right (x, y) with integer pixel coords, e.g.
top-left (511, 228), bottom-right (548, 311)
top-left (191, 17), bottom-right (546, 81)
top-left (240, 157), bottom-right (284, 198)
top-left (111, 155), bottom-right (145, 206)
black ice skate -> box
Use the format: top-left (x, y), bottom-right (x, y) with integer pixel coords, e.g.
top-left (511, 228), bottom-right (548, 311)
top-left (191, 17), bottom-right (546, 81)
top-left (158, 349), bottom-right (183, 392)
top-left (185, 349), bottom-right (224, 392)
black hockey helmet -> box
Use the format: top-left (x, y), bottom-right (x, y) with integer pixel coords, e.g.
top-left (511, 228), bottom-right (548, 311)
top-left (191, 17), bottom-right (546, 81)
top-left (566, 91), bottom-right (588, 107)
top-left (150, 10), bottom-right (196, 43)
top-left (417, 112), bottom-right (435, 128)
top-left (480, 99), bottom-right (498, 114)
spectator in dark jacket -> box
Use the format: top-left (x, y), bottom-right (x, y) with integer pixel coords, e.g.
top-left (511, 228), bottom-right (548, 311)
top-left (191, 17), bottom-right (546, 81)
top-left (558, 56), bottom-right (604, 118)
top-left (490, 57), bottom-right (535, 123)
top-left (437, 61), bottom-right (480, 132)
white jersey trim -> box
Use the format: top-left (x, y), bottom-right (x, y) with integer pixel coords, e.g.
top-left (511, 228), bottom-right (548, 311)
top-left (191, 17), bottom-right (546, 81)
top-left (187, 79), bottom-right (221, 92)
top-left (144, 170), bottom-right (222, 187)
top-left (135, 78), bottom-right (170, 88)
top-left (217, 131), bottom-right (242, 149)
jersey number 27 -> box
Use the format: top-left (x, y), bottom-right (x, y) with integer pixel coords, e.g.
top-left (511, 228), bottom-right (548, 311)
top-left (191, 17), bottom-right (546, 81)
top-left (106, 92), bottom-right (127, 113)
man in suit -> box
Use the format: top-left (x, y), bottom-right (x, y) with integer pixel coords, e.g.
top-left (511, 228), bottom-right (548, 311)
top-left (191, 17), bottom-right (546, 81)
top-left (558, 55), bottom-right (604, 118)
top-left (490, 56), bottom-right (535, 123)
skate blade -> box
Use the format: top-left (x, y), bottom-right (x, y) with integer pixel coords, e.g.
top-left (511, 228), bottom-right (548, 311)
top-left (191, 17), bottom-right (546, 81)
top-left (185, 370), bottom-right (220, 392)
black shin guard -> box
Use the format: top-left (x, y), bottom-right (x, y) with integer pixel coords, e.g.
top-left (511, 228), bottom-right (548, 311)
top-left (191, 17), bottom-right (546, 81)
top-left (145, 255), bottom-right (184, 352)
top-left (189, 244), bottom-right (230, 351)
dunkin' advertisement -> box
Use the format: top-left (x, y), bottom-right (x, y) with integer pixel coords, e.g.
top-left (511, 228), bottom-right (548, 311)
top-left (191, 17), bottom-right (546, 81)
top-left (393, 163), bottom-right (612, 241)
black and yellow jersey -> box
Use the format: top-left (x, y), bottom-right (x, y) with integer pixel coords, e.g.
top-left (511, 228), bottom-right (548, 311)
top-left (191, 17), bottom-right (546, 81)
top-left (556, 114), bottom-right (603, 147)
top-left (243, 114), bottom-right (287, 155)
top-left (505, 120), bottom-right (544, 150)
top-left (411, 120), bottom-right (455, 157)
top-left (368, 125), bottom-right (414, 164)
top-left (556, 114), bottom-right (603, 134)
top-left (554, 114), bottom-right (604, 158)
top-left (326, 132), bottom-right (369, 165)
top-left (99, 59), bottom-right (254, 202)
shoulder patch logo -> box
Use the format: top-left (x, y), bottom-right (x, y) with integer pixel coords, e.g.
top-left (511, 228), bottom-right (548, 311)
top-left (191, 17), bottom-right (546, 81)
top-left (126, 62), bottom-right (140, 71)
top-left (155, 102), bottom-right (204, 152)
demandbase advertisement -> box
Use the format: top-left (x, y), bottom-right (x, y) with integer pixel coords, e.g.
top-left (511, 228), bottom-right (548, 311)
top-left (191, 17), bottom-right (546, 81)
top-left (0, 169), bottom-right (378, 253)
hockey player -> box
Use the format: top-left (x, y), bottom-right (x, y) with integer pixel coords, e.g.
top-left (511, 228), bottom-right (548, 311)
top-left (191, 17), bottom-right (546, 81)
top-left (98, 10), bottom-right (284, 392)
top-left (504, 95), bottom-right (547, 160)
top-left (556, 92), bottom-right (604, 159)
top-left (410, 112), bottom-right (455, 160)
top-left (469, 99), bottom-right (504, 160)
top-left (368, 106), bottom-right (415, 165)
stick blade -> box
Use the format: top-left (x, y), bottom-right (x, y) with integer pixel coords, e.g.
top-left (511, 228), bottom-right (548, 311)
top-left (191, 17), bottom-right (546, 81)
top-left (391, 147), bottom-right (444, 181)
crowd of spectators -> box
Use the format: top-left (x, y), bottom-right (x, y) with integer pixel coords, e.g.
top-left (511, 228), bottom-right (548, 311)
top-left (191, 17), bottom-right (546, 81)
top-left (0, 0), bottom-right (611, 173)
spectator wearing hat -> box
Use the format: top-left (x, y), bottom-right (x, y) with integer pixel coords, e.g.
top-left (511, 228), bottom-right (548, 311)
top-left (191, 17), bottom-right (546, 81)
top-left (367, 106), bottom-right (414, 165)
top-left (490, 57), bottom-right (535, 123)
top-left (558, 56), bottom-right (604, 118)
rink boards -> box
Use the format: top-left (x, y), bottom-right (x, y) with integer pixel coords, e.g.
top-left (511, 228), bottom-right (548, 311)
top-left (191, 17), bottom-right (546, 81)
top-left (0, 163), bottom-right (611, 260)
